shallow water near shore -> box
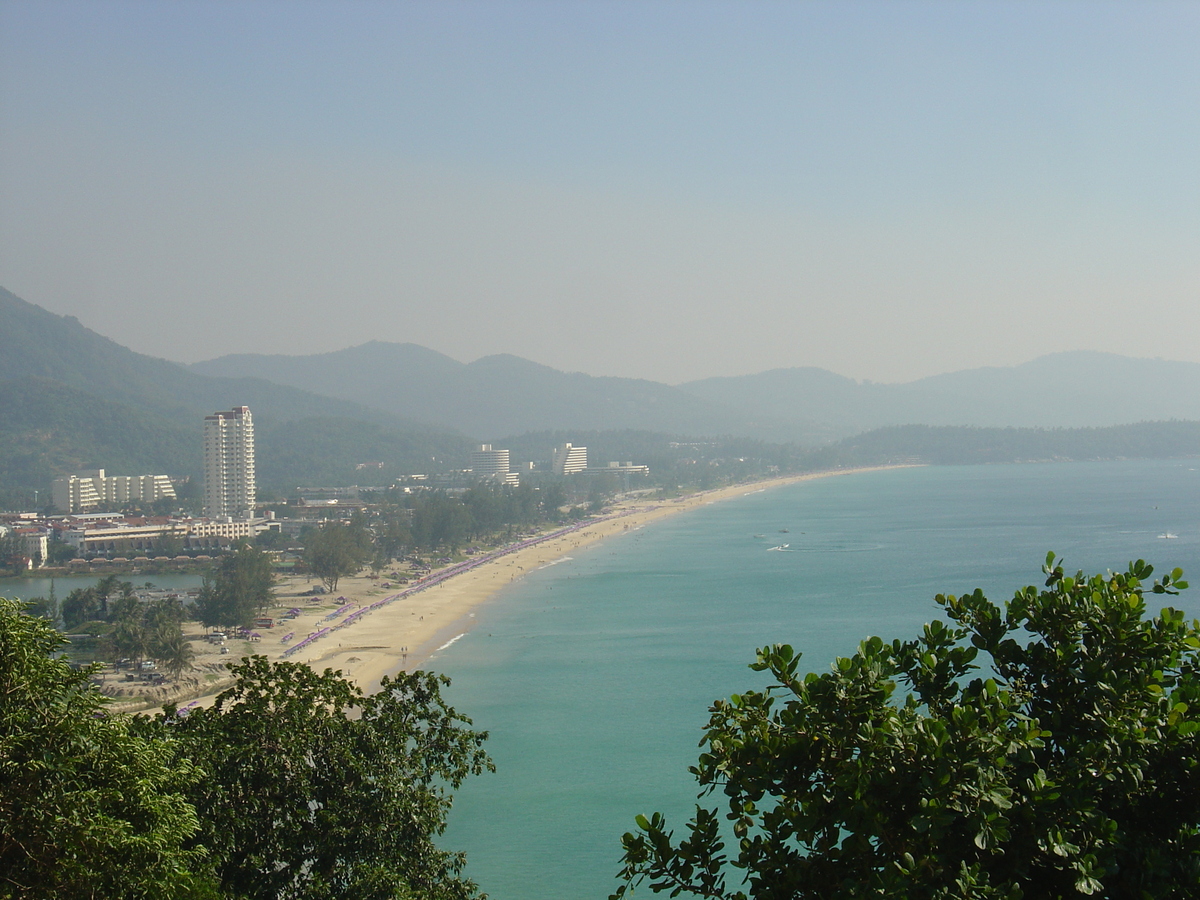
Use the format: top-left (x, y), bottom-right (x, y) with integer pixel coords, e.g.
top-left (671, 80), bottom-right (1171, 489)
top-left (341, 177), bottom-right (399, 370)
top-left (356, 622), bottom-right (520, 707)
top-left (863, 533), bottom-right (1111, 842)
top-left (437, 460), bottom-right (1200, 900)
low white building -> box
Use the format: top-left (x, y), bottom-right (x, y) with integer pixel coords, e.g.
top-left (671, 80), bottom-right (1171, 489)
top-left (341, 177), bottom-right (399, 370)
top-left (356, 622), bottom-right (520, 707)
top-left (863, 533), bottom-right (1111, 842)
top-left (61, 515), bottom-right (269, 555)
top-left (51, 469), bottom-right (177, 513)
top-left (584, 462), bottom-right (650, 477)
top-left (0, 525), bottom-right (49, 569)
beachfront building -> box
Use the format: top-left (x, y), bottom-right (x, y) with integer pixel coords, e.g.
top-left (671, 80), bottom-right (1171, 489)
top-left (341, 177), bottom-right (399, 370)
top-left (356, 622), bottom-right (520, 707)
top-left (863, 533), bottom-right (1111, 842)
top-left (584, 461), bottom-right (650, 477)
top-left (61, 515), bottom-right (263, 555)
top-left (552, 443), bottom-right (588, 475)
top-left (470, 444), bottom-right (519, 484)
top-left (51, 469), bottom-right (177, 513)
top-left (204, 406), bottom-right (256, 519)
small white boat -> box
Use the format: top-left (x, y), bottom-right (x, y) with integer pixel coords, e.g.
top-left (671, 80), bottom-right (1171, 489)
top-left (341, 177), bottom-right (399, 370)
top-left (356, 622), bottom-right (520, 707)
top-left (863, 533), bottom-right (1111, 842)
top-left (1158, 533), bottom-right (1179, 539)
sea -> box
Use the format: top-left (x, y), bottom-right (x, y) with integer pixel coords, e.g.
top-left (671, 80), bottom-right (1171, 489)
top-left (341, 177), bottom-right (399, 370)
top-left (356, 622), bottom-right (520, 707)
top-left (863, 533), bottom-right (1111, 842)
top-left (433, 460), bottom-right (1200, 900)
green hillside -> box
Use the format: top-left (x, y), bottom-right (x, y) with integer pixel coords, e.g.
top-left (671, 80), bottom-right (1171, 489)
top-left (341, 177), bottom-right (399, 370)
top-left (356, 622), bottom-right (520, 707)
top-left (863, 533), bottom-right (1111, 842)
top-left (0, 377), bottom-right (199, 509)
top-left (0, 289), bottom-right (474, 506)
top-left (0, 287), bottom-right (452, 434)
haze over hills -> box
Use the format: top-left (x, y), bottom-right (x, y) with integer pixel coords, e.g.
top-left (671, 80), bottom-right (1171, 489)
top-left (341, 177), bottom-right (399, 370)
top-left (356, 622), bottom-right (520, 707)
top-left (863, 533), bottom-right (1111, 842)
top-left (189, 343), bottom-right (773, 441)
top-left (0, 287), bottom-right (452, 435)
top-left (194, 341), bottom-right (1200, 439)
top-left (0, 288), bottom-right (473, 503)
top-left (4, 284), bottom-right (1200, 509)
top-left (681, 354), bottom-right (1200, 431)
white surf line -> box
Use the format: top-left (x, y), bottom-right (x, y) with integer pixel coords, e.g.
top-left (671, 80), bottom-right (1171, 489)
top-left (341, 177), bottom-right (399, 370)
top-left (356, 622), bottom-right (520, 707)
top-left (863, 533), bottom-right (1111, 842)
top-left (537, 557), bottom-right (574, 570)
top-left (432, 633), bottom-right (468, 654)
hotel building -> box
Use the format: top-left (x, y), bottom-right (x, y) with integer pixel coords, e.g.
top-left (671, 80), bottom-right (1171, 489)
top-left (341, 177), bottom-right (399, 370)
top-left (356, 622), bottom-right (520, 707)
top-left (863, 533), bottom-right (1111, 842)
top-left (51, 469), bottom-right (177, 514)
top-left (552, 443), bottom-right (588, 475)
top-left (203, 406), bottom-right (256, 519)
top-left (470, 444), bottom-right (512, 480)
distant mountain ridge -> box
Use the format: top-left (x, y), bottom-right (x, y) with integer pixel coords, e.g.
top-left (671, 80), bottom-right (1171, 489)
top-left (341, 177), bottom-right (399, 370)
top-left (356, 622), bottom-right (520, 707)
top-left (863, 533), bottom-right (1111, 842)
top-left (0, 288), bottom-right (450, 434)
top-left (194, 341), bottom-right (1200, 438)
top-left (5, 283), bottom-right (1200, 509)
top-left (190, 341), bottom-right (775, 440)
top-left (681, 352), bottom-right (1200, 431)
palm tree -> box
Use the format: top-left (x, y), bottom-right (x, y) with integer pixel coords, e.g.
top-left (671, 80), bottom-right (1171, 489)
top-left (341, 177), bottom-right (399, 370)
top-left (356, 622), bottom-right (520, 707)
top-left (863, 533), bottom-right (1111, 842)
top-left (152, 627), bottom-right (195, 681)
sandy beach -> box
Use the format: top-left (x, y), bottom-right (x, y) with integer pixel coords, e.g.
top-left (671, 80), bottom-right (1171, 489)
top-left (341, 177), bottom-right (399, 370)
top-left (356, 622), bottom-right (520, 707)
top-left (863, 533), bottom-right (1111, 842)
top-left (165, 467), bottom-right (902, 711)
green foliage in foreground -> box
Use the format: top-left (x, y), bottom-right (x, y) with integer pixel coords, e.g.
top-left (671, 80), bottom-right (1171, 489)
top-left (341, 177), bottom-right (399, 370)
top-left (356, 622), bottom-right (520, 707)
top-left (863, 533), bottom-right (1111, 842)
top-left (154, 657), bottom-right (494, 900)
top-left (0, 599), bottom-right (491, 900)
top-left (614, 555), bottom-right (1200, 899)
top-left (0, 598), bottom-right (211, 900)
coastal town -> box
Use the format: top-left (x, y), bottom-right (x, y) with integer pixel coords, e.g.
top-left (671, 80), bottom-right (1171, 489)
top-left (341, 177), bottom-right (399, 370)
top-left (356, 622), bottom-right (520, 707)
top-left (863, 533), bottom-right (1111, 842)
top-left (0, 403), bottom-right (688, 707)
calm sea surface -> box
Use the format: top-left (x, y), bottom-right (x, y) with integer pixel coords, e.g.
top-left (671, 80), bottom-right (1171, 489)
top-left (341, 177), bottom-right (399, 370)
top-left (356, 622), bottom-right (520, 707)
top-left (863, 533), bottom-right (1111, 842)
top-left (1, 572), bottom-right (205, 601)
top-left (435, 460), bottom-right (1200, 900)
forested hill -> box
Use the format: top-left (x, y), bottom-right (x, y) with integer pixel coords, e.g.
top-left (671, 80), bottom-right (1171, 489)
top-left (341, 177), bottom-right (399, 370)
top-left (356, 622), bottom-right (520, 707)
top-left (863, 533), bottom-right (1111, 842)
top-left (0, 288), bottom-right (473, 506)
top-left (0, 288), bottom-right (449, 434)
top-left (190, 342), bottom-right (784, 440)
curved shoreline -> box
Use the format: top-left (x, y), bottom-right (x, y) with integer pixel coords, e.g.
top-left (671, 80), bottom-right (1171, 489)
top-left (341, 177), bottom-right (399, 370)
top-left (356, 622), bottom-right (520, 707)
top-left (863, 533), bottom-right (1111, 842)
top-left (170, 466), bottom-right (910, 709)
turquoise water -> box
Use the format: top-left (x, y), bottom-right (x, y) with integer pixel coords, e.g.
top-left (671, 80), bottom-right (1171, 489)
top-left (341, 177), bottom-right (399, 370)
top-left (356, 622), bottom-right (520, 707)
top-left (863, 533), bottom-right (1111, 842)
top-left (435, 461), bottom-right (1200, 900)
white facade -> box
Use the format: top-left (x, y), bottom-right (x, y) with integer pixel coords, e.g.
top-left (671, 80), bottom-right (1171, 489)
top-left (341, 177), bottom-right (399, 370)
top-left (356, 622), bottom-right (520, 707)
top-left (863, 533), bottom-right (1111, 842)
top-left (552, 443), bottom-right (588, 475)
top-left (203, 407), bottom-right (256, 519)
top-left (62, 516), bottom-right (262, 554)
top-left (470, 444), bottom-right (511, 479)
top-left (585, 462), bottom-right (650, 476)
top-left (51, 469), bottom-right (177, 513)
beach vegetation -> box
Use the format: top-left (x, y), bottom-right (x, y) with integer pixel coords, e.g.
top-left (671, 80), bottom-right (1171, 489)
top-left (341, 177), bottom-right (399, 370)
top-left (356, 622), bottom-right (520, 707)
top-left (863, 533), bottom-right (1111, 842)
top-left (613, 554), bottom-right (1200, 899)
top-left (197, 542), bottom-right (275, 629)
top-left (304, 519), bottom-right (373, 591)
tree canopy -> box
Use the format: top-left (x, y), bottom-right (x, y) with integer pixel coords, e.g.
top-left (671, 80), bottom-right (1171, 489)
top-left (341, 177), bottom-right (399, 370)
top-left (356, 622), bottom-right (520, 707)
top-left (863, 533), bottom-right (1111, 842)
top-left (1, 599), bottom-right (491, 900)
top-left (196, 542), bottom-right (274, 629)
top-left (613, 555), bottom-right (1200, 899)
top-left (156, 656), bottom-right (493, 900)
top-left (0, 598), bottom-right (211, 899)
top-left (304, 520), bottom-right (372, 592)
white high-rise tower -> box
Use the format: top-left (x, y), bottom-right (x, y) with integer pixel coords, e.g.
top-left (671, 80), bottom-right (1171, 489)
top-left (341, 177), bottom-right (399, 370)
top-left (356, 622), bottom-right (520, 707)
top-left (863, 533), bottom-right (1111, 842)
top-left (204, 406), bottom-right (256, 518)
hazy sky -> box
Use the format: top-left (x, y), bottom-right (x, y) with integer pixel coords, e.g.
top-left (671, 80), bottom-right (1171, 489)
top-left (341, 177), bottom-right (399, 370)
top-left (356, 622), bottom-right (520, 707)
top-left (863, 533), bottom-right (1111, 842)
top-left (1, 1), bottom-right (1197, 384)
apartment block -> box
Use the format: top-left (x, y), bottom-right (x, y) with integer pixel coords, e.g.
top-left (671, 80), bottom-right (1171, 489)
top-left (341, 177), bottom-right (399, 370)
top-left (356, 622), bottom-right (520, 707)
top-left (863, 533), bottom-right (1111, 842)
top-left (51, 469), bottom-right (177, 513)
top-left (552, 443), bottom-right (588, 475)
top-left (204, 406), bottom-right (256, 519)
